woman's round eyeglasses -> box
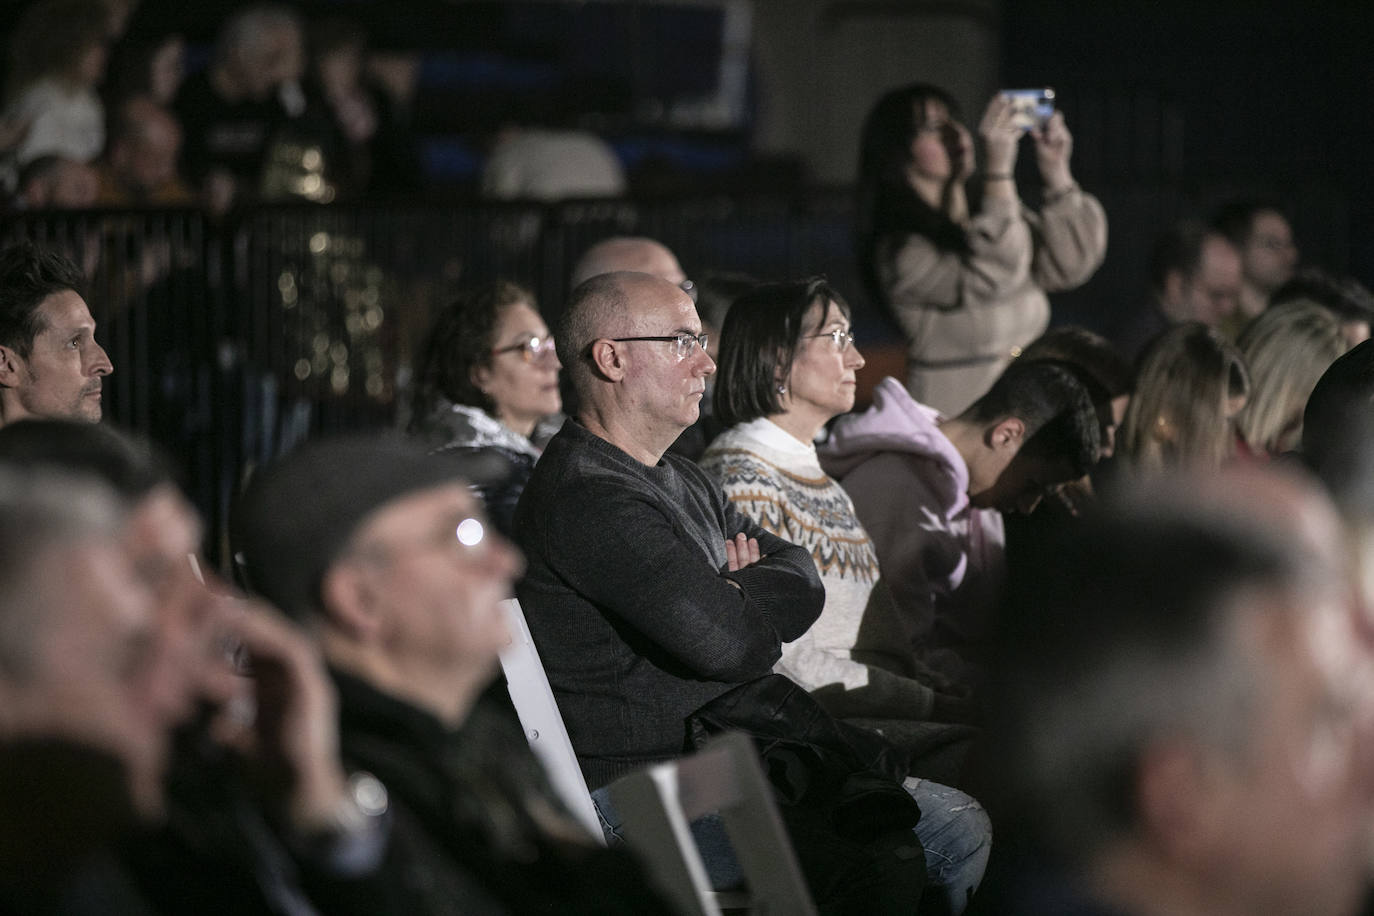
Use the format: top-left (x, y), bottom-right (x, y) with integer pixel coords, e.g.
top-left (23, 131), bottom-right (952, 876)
top-left (492, 335), bottom-right (558, 363)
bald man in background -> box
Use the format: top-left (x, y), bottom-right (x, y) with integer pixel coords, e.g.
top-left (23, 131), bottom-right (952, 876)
top-left (569, 236), bottom-right (686, 289)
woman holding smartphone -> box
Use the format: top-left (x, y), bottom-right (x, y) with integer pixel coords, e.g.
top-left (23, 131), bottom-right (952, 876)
top-left (856, 84), bottom-right (1108, 416)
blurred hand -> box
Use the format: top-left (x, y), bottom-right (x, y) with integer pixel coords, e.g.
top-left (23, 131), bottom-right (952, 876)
top-left (1032, 111), bottom-right (1075, 192)
top-left (211, 603), bottom-right (350, 833)
top-left (978, 94), bottom-right (1022, 178)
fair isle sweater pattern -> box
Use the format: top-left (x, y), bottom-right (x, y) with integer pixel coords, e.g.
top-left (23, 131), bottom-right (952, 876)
top-left (700, 422), bottom-right (882, 585)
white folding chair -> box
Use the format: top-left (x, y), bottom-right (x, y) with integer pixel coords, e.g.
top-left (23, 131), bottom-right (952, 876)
top-left (497, 597), bottom-right (605, 844)
top-left (607, 731), bottom-right (817, 916)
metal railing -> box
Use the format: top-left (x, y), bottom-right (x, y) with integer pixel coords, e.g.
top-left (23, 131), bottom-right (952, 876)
top-left (3, 180), bottom-right (1359, 560)
top-left (2, 191), bottom-right (864, 559)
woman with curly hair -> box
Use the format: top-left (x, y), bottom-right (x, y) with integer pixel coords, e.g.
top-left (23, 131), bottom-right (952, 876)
top-left (409, 281), bottom-right (562, 533)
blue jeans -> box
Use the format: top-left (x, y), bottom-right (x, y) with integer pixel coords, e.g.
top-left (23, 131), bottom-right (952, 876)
top-left (904, 777), bottom-right (992, 915)
top-left (590, 777), bottom-right (991, 914)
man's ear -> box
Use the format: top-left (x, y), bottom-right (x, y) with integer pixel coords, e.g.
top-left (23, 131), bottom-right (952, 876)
top-left (1135, 739), bottom-right (1229, 865)
top-left (1163, 270), bottom-right (1186, 313)
top-left (986, 416), bottom-right (1026, 452)
top-left (0, 344), bottom-right (23, 389)
top-left (587, 339), bottom-right (627, 381)
top-left (319, 560), bottom-right (385, 643)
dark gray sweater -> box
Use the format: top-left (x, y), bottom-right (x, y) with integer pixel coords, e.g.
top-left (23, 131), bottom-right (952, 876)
top-left (513, 419), bottom-right (824, 789)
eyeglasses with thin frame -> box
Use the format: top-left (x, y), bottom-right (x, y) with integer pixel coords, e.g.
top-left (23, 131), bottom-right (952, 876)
top-left (610, 332), bottom-right (709, 360)
top-left (805, 327), bottom-right (857, 352)
top-left (492, 335), bottom-right (558, 363)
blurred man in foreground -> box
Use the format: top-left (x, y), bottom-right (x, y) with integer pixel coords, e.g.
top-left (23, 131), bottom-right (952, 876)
top-left (977, 467), bottom-right (1374, 916)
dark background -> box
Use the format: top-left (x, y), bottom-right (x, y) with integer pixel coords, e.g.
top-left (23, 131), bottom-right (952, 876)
top-left (999, 0), bottom-right (1374, 332)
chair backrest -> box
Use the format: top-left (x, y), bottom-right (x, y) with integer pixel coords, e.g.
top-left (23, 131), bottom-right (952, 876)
top-left (497, 597), bottom-right (605, 843)
top-left (608, 731), bottom-right (817, 916)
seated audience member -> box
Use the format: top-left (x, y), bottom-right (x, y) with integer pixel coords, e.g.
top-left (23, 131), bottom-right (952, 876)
top-left (174, 4), bottom-right (308, 213)
top-left (819, 362), bottom-right (1099, 684)
top-left (0, 243), bottom-right (111, 427)
top-left (569, 235), bottom-right (686, 289)
top-left (1001, 327), bottom-right (1134, 596)
top-left (975, 468), bottom-right (1374, 916)
top-left (1301, 338), bottom-right (1374, 504)
top-left (1117, 219), bottom-right (1242, 358)
top-left (1, 0), bottom-right (109, 166)
top-left (1272, 267), bottom-right (1374, 347)
top-left (1115, 322), bottom-right (1249, 476)
top-left (567, 236), bottom-right (726, 459)
top-left (1017, 325), bottom-right (1132, 461)
top-left (306, 17), bottom-right (419, 197)
top-left (233, 433), bottom-right (675, 915)
top-left (0, 466), bottom-right (168, 912)
top-left (409, 281), bottom-right (562, 534)
top-left (516, 271), bottom-right (991, 913)
top-left (700, 278), bottom-right (980, 774)
top-left (11, 154), bottom-right (100, 209)
top-left (1234, 300), bottom-right (1347, 458)
top-left (96, 96), bottom-right (195, 206)
top-left (515, 269), bottom-right (819, 783)
top-left (1212, 198), bottom-right (1299, 328)
top-left (0, 419), bottom-right (409, 915)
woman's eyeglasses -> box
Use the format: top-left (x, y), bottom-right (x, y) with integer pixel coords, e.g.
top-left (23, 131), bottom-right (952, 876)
top-left (805, 327), bottom-right (856, 352)
top-left (492, 335), bottom-right (558, 363)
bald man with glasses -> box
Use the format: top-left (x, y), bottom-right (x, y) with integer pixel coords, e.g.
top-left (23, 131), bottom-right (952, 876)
top-left (516, 268), bottom-right (824, 784)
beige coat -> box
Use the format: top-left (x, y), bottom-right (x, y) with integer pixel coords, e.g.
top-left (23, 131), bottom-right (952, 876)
top-left (879, 187), bottom-right (1108, 416)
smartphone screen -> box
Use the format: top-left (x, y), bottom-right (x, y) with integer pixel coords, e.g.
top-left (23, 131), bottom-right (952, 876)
top-left (1002, 88), bottom-right (1055, 130)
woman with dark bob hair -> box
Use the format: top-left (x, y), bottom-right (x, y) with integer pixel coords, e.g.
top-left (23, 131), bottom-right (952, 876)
top-left (856, 83), bottom-right (1107, 417)
top-left (700, 277), bottom-right (991, 913)
top-left (409, 280), bottom-right (562, 533)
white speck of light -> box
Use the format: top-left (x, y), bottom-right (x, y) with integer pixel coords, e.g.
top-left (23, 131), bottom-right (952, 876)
top-left (456, 518), bottom-right (485, 547)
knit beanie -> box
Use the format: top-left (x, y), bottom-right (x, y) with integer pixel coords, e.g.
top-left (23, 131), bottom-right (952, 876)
top-left (231, 433), bottom-right (503, 620)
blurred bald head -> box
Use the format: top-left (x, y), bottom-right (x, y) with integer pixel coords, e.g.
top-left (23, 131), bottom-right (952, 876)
top-left (570, 236), bottom-right (685, 289)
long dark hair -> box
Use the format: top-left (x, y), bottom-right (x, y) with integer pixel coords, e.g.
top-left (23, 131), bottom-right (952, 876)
top-left (855, 83), bottom-right (971, 309)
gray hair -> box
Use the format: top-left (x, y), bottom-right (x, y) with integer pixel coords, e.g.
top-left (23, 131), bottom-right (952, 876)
top-left (986, 490), bottom-right (1316, 864)
top-left (0, 467), bottom-right (125, 678)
